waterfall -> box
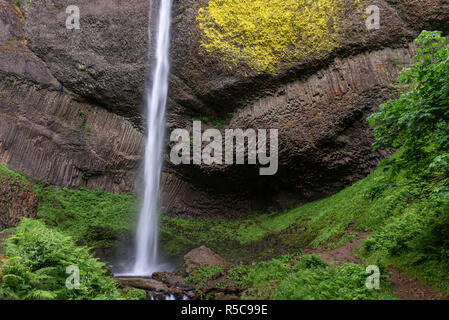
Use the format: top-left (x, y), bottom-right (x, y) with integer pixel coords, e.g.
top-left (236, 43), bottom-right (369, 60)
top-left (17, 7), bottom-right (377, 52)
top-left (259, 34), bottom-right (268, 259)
top-left (133, 0), bottom-right (172, 276)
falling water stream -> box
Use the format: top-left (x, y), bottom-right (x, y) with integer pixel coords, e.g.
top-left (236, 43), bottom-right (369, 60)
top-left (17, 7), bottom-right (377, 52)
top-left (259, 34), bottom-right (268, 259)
top-left (132, 0), bottom-right (173, 276)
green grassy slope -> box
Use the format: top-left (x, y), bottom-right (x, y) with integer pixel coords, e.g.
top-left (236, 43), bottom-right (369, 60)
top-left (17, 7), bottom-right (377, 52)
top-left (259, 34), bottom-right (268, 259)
top-left (0, 164), bottom-right (137, 249)
top-left (35, 186), bottom-right (137, 249)
top-left (161, 155), bottom-right (449, 297)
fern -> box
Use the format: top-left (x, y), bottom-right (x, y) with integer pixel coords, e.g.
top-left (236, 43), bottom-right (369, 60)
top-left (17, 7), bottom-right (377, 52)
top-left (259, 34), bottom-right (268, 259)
top-left (25, 289), bottom-right (57, 300)
top-left (0, 219), bottom-right (121, 300)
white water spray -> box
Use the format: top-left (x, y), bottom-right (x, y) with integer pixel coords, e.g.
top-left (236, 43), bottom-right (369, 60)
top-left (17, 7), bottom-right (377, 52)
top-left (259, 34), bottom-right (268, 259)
top-left (133, 0), bottom-right (172, 276)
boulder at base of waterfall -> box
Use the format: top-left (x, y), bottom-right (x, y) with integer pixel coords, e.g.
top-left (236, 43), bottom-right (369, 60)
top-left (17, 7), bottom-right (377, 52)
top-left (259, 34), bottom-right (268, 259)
top-left (115, 277), bottom-right (171, 292)
top-left (152, 271), bottom-right (194, 290)
top-left (115, 277), bottom-right (191, 300)
top-left (183, 246), bottom-right (232, 274)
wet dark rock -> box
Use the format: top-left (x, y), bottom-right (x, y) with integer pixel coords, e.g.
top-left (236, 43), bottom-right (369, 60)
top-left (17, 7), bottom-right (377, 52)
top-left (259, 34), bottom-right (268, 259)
top-left (115, 276), bottom-right (188, 298)
top-left (115, 276), bottom-right (193, 300)
top-left (152, 271), bottom-right (194, 290)
top-left (115, 277), bottom-right (171, 292)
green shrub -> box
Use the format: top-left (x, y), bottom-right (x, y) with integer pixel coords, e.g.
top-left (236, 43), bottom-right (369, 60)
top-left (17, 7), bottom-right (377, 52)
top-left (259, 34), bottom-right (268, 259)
top-left (119, 288), bottom-right (147, 300)
top-left (361, 189), bottom-right (449, 295)
top-left (228, 255), bottom-right (395, 300)
top-left (0, 219), bottom-right (121, 300)
top-left (368, 31), bottom-right (449, 173)
top-left (275, 262), bottom-right (395, 300)
top-left (293, 254), bottom-right (328, 270)
top-left (34, 186), bottom-right (136, 249)
top-left (185, 265), bottom-right (223, 285)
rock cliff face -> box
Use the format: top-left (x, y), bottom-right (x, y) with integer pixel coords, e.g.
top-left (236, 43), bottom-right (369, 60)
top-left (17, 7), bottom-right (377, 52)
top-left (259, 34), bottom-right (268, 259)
top-left (0, 0), bottom-right (448, 217)
top-left (0, 0), bottom-right (143, 193)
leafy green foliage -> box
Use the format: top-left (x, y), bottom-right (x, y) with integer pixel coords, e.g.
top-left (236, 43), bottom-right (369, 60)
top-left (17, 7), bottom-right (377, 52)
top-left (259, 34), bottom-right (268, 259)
top-left (183, 265), bottom-right (224, 300)
top-left (275, 262), bottom-right (394, 300)
top-left (0, 163), bottom-right (136, 249)
top-left (228, 254), bottom-right (395, 300)
top-left (368, 31), bottom-right (449, 172)
top-left (361, 174), bottom-right (449, 295)
top-left (119, 288), bottom-right (147, 300)
top-left (361, 31), bottom-right (449, 296)
top-left (229, 257), bottom-right (289, 288)
top-left (0, 219), bottom-right (121, 300)
top-left (0, 164), bottom-right (26, 181)
top-left (34, 186), bottom-right (136, 248)
top-left (0, 256), bottom-right (58, 300)
top-left (184, 265), bottom-right (223, 285)
top-left (0, 168), bottom-right (143, 300)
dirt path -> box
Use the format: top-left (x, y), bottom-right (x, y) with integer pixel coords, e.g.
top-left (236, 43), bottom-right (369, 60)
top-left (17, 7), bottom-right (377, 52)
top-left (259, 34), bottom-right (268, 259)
top-left (305, 228), bottom-right (371, 265)
top-left (388, 268), bottom-right (447, 300)
top-left (305, 223), bottom-right (447, 300)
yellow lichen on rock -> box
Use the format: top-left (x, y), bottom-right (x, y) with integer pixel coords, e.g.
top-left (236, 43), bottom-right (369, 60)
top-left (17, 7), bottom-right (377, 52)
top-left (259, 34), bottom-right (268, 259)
top-left (197, 0), bottom-right (348, 74)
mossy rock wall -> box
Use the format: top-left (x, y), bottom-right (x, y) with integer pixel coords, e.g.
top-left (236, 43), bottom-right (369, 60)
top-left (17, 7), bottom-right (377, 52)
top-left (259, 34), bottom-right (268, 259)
top-left (0, 167), bottom-right (38, 230)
